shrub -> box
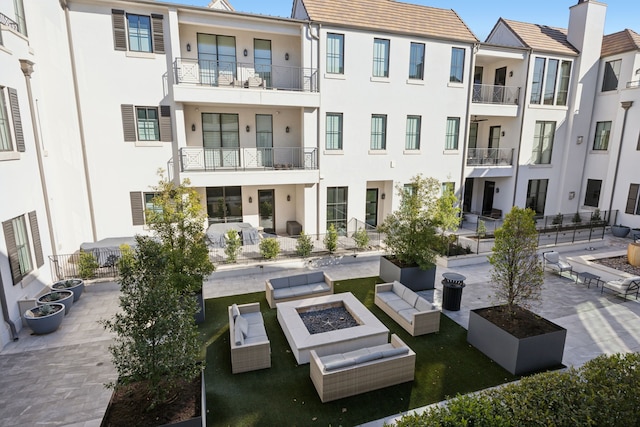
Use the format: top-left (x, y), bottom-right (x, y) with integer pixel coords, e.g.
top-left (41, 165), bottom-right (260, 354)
top-left (77, 250), bottom-right (98, 279)
top-left (572, 212), bottom-right (582, 223)
top-left (552, 212), bottom-right (563, 225)
top-left (352, 228), bottom-right (370, 250)
top-left (295, 231), bottom-right (313, 258)
top-left (591, 208), bottom-right (602, 222)
top-left (324, 224), bottom-right (338, 254)
top-left (260, 237), bottom-right (280, 259)
top-left (394, 353), bottom-right (640, 427)
top-left (477, 219), bottom-right (487, 239)
top-left (224, 229), bottom-right (242, 263)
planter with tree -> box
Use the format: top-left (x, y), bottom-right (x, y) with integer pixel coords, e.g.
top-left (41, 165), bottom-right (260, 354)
top-left (38, 289), bottom-right (74, 315)
top-left (24, 303), bottom-right (66, 335)
top-left (467, 207), bottom-right (566, 375)
top-left (378, 175), bottom-right (451, 291)
top-left (52, 278), bottom-right (84, 302)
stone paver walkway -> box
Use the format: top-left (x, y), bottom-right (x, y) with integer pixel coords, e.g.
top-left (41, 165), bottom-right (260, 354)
top-left (2, 235), bottom-right (640, 426)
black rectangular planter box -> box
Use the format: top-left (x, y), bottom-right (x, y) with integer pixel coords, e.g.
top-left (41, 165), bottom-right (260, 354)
top-left (467, 306), bottom-right (566, 376)
top-left (379, 255), bottom-right (436, 290)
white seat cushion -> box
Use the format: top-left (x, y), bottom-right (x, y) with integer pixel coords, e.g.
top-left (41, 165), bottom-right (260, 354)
top-left (242, 311), bottom-right (264, 325)
top-left (245, 323), bottom-right (267, 339)
top-left (398, 307), bottom-right (419, 324)
top-left (377, 291), bottom-right (402, 304)
top-left (386, 298), bottom-right (413, 313)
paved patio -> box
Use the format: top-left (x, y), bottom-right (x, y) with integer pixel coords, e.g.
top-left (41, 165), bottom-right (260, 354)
top-left (1, 235), bottom-right (639, 426)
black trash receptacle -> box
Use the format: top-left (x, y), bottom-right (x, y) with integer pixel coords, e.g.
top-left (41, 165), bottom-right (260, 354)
top-left (442, 280), bottom-right (465, 311)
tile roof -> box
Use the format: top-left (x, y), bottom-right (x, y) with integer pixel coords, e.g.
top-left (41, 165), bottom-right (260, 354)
top-left (499, 19), bottom-right (579, 56)
top-left (601, 29), bottom-right (640, 57)
top-left (299, 0), bottom-right (478, 43)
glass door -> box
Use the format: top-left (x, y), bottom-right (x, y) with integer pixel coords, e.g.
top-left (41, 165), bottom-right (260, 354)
top-left (197, 33), bottom-right (236, 86)
top-left (256, 114), bottom-right (273, 167)
top-left (365, 189), bottom-right (378, 227)
top-left (258, 190), bottom-right (275, 234)
top-left (254, 39), bottom-right (272, 88)
top-left (202, 113), bottom-right (239, 168)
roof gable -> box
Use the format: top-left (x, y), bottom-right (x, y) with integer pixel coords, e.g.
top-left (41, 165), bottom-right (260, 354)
top-left (299, 0), bottom-right (478, 43)
top-left (489, 18), bottom-right (579, 56)
top-left (602, 29), bottom-right (640, 58)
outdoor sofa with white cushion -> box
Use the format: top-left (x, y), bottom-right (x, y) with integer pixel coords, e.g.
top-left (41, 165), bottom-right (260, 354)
top-left (601, 276), bottom-right (640, 300)
top-left (375, 281), bottom-right (441, 336)
top-left (265, 271), bottom-right (333, 308)
top-left (309, 334), bottom-right (416, 402)
top-left (228, 302), bottom-right (271, 374)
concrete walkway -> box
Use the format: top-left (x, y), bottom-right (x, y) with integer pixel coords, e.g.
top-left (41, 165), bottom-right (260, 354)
top-left (2, 236), bottom-right (640, 426)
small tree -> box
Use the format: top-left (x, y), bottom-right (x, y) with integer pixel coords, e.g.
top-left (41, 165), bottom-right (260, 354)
top-left (101, 236), bottom-right (202, 410)
top-left (224, 229), bottom-right (242, 263)
top-left (488, 207), bottom-right (543, 316)
top-left (295, 231), bottom-right (313, 258)
top-left (77, 250), bottom-right (98, 279)
top-left (477, 219), bottom-right (487, 239)
top-left (377, 174), bottom-right (441, 270)
top-left (434, 185), bottom-right (461, 235)
top-left (324, 223), bottom-right (338, 254)
top-left (352, 227), bottom-right (370, 250)
top-left (259, 237), bottom-right (280, 259)
top-left (145, 172), bottom-right (214, 294)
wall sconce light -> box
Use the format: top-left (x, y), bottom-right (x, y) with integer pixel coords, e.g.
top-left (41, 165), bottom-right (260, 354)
top-left (501, 131), bottom-right (505, 137)
top-left (243, 49), bottom-right (248, 57)
top-left (186, 43), bottom-right (191, 52)
top-left (509, 70), bottom-right (513, 77)
top-left (495, 187), bottom-right (500, 193)
top-left (568, 191), bottom-right (576, 200)
top-left (285, 53), bottom-right (289, 60)
top-left (285, 126), bottom-right (290, 133)
top-left (577, 136), bottom-right (584, 144)
top-left (191, 124), bottom-right (196, 132)
top-left (381, 193), bottom-right (386, 200)
top-left (248, 196), bottom-right (253, 203)
top-left (246, 125), bottom-right (250, 132)
top-left (287, 194), bottom-right (291, 202)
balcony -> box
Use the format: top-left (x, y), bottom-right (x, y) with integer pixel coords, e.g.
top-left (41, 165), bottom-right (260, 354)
top-left (175, 58), bottom-right (318, 92)
top-left (0, 12), bottom-right (19, 32)
top-left (470, 84), bottom-right (520, 117)
top-left (467, 148), bottom-right (514, 166)
top-left (627, 80), bottom-right (640, 89)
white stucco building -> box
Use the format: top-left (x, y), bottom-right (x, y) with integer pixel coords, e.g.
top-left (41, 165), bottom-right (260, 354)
top-left (1, 0), bottom-right (639, 349)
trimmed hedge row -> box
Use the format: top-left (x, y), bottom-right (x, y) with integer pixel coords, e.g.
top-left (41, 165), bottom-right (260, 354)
top-left (393, 352), bottom-right (640, 427)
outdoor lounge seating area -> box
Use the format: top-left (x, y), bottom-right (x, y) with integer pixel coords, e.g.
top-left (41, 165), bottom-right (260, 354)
top-left (601, 276), bottom-right (640, 300)
top-left (374, 281), bottom-right (441, 336)
top-left (309, 334), bottom-right (416, 402)
top-left (265, 271), bottom-right (333, 308)
top-left (543, 251), bottom-right (573, 277)
top-left (228, 302), bottom-right (271, 374)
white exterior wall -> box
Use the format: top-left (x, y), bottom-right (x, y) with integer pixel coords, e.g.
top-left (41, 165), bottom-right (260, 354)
top-left (317, 26), bottom-right (471, 231)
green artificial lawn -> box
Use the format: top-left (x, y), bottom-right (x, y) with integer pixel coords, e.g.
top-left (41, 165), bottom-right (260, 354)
top-left (199, 277), bottom-right (518, 426)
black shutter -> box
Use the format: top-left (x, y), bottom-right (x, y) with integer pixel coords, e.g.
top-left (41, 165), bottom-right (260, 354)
top-left (121, 104), bottom-right (136, 142)
top-left (28, 211), bottom-right (44, 268)
top-left (8, 88), bottom-right (24, 152)
top-left (151, 14), bottom-right (165, 54)
top-left (626, 184), bottom-right (639, 214)
top-left (2, 219), bottom-right (23, 285)
top-left (159, 105), bottom-right (172, 142)
top-left (112, 9), bottom-right (127, 51)
top-left (130, 192), bottom-right (145, 225)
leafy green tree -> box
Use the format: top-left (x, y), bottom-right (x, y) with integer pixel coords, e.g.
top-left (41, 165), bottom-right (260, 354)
top-left (145, 173), bottom-right (214, 294)
top-left (224, 229), bottom-right (242, 263)
top-left (295, 231), bottom-right (313, 258)
top-left (77, 250), bottom-right (98, 279)
top-left (102, 236), bottom-right (202, 410)
top-left (433, 185), bottom-right (461, 234)
top-left (488, 206), bottom-right (543, 315)
top-left (324, 223), bottom-right (338, 254)
top-left (378, 174), bottom-right (441, 270)
top-left (259, 237), bottom-right (280, 259)
top-left (352, 227), bottom-right (370, 250)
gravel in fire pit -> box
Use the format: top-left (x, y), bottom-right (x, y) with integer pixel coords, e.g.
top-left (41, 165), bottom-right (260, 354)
top-left (299, 307), bottom-right (359, 334)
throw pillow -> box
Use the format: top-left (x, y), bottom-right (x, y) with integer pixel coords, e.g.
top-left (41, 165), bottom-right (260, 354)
top-left (236, 314), bottom-right (249, 337)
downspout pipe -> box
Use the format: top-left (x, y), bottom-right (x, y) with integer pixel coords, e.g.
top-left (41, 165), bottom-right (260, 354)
top-left (607, 101), bottom-right (633, 217)
top-left (62, 0), bottom-right (98, 241)
top-left (0, 273), bottom-right (18, 341)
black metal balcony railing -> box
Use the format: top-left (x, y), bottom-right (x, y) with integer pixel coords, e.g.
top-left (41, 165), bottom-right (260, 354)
top-left (174, 58), bottom-right (318, 92)
top-left (0, 12), bottom-right (19, 32)
top-left (467, 148), bottom-right (514, 166)
top-left (472, 84), bottom-right (520, 105)
top-left (627, 80), bottom-right (640, 89)
top-left (179, 146), bottom-right (318, 172)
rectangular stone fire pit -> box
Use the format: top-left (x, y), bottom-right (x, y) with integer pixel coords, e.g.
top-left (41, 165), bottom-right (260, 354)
top-left (277, 292), bottom-right (389, 364)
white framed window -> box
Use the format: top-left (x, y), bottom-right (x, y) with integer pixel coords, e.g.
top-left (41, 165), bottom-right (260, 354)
top-left (2, 212), bottom-right (43, 285)
top-left (326, 113), bottom-right (343, 150)
top-left (593, 121), bottom-right (612, 151)
top-left (373, 38), bottom-right (390, 78)
top-left (0, 89), bottom-right (13, 152)
top-left (409, 42), bottom-right (425, 80)
top-left (370, 115), bottom-right (387, 150)
top-left (0, 86), bottom-right (24, 157)
top-left (136, 107), bottom-right (159, 141)
top-left (326, 33), bottom-right (344, 74)
top-left (445, 117), bottom-right (460, 150)
top-left (405, 116), bottom-right (421, 150)
top-left (602, 59), bottom-right (621, 92)
top-left (530, 57), bottom-right (572, 105)
top-left (112, 10), bottom-right (164, 54)
top-left (532, 121), bottom-right (556, 164)
top-left (450, 48), bottom-right (465, 83)
top-left (327, 187), bottom-right (348, 233)
top-left (121, 104), bottom-right (171, 143)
